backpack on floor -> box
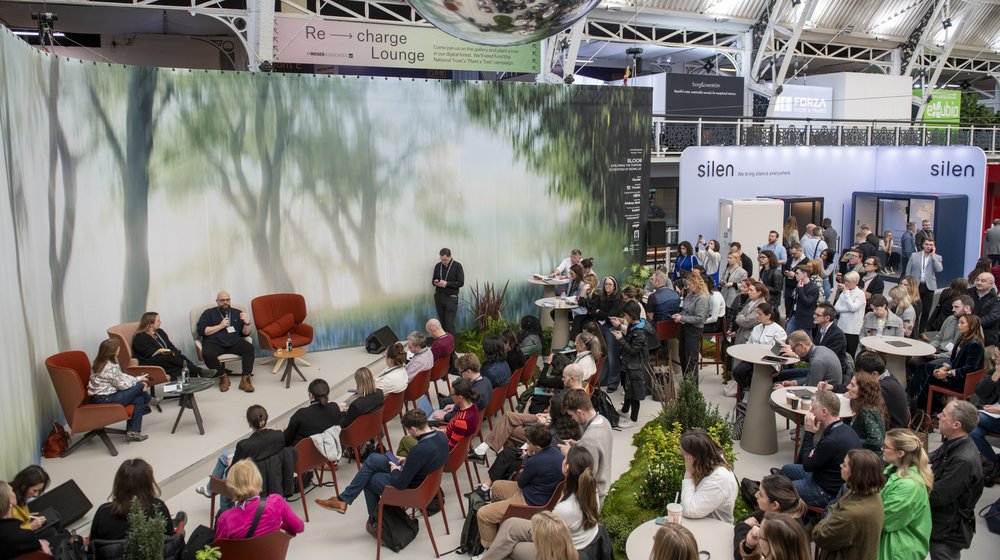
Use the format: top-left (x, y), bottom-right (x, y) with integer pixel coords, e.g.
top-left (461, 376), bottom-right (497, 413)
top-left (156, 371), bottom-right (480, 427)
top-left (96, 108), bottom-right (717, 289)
top-left (730, 401), bottom-right (747, 440)
top-left (458, 490), bottom-right (488, 555)
top-left (380, 505), bottom-right (419, 552)
top-left (980, 495), bottom-right (1000, 535)
top-left (591, 388), bottom-right (620, 430)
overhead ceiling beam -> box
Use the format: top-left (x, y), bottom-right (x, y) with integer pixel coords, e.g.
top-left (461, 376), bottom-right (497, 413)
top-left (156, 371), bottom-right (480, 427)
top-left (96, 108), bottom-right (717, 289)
top-left (749, 0), bottom-right (787, 83)
top-left (900, 0), bottom-right (946, 77)
top-left (917, 0), bottom-right (977, 119)
top-left (766, 0), bottom-right (819, 117)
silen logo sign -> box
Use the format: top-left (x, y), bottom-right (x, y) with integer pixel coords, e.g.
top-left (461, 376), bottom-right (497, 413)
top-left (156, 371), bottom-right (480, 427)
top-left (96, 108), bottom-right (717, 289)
top-left (929, 160), bottom-right (974, 177)
top-left (697, 160), bottom-right (735, 177)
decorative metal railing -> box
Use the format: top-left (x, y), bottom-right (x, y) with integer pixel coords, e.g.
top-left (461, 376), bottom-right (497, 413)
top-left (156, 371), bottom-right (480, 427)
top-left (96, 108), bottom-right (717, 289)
top-left (652, 117), bottom-right (1000, 155)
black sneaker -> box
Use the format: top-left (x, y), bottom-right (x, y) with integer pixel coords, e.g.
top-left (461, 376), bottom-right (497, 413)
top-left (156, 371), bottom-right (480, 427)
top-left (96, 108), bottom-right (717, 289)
top-left (467, 451), bottom-right (487, 465)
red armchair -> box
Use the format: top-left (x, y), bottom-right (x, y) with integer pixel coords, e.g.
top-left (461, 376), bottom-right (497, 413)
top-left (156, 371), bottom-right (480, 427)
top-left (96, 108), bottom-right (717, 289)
top-left (251, 294), bottom-right (314, 372)
top-left (45, 351), bottom-right (134, 457)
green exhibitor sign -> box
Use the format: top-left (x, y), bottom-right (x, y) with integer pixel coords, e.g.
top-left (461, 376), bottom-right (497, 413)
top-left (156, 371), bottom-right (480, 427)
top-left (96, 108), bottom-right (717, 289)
top-left (273, 16), bottom-right (540, 73)
top-left (916, 89), bottom-right (961, 125)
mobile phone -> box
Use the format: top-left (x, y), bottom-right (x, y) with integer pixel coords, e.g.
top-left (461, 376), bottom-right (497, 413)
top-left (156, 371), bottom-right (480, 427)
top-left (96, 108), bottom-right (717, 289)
top-left (386, 451), bottom-right (401, 466)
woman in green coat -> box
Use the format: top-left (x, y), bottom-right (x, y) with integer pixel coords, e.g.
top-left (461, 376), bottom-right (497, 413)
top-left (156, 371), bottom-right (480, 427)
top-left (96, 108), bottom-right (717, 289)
top-left (879, 428), bottom-right (933, 560)
top-left (813, 449), bottom-right (885, 560)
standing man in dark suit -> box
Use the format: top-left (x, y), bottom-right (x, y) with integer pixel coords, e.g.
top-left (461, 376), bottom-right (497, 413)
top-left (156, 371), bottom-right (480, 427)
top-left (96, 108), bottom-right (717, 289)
top-left (197, 291), bottom-right (255, 392)
top-left (821, 218), bottom-right (838, 253)
top-left (782, 243), bottom-right (806, 319)
top-left (786, 265), bottom-right (819, 334)
top-left (905, 238), bottom-right (943, 333)
top-left (915, 219), bottom-right (935, 254)
top-left (432, 248), bottom-right (464, 335)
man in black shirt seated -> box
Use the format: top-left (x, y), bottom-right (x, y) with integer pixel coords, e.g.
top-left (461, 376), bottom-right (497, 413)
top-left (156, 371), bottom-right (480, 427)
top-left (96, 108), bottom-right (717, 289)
top-left (315, 409), bottom-right (449, 534)
top-left (196, 291), bottom-right (256, 392)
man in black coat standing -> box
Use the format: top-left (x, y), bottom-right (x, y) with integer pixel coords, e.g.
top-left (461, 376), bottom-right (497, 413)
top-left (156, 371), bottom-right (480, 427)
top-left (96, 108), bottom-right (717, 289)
top-left (432, 248), bottom-right (464, 335)
top-left (929, 400), bottom-right (984, 560)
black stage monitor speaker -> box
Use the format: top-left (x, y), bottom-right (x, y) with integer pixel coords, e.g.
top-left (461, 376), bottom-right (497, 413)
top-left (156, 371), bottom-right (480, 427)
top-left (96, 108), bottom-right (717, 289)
top-left (366, 325), bottom-right (398, 354)
top-left (29, 478), bottom-right (92, 529)
top-left (647, 219), bottom-right (668, 246)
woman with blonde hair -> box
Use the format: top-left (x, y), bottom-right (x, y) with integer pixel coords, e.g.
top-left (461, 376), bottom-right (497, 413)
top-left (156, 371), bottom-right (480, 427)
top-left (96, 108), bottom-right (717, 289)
top-left (898, 275), bottom-right (923, 335)
top-left (782, 216), bottom-right (799, 250)
top-left (132, 311), bottom-right (205, 380)
top-left (531, 511), bottom-right (578, 560)
top-left (572, 330), bottom-right (601, 382)
top-left (342, 367), bottom-right (384, 428)
top-left (674, 274), bottom-right (710, 382)
top-left (215, 460), bottom-right (304, 540)
top-left (879, 428), bottom-right (933, 560)
top-left (88, 338), bottom-right (152, 442)
top-left (649, 522), bottom-right (698, 560)
top-left (889, 285), bottom-right (915, 337)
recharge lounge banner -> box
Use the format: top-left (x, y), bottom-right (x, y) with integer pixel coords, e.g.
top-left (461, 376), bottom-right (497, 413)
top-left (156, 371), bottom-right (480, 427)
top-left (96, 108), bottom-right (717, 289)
top-left (679, 146), bottom-right (985, 272)
top-left (273, 16), bottom-right (540, 72)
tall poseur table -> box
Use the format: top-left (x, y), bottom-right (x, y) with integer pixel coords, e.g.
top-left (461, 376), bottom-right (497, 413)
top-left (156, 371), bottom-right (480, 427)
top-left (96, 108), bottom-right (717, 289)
top-left (529, 277), bottom-right (570, 328)
top-left (726, 344), bottom-right (798, 455)
top-left (860, 336), bottom-right (935, 389)
top-left (535, 297), bottom-right (578, 350)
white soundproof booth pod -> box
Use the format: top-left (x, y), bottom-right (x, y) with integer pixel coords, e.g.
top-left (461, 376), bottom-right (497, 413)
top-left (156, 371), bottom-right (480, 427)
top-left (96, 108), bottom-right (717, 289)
top-left (679, 146), bottom-right (987, 278)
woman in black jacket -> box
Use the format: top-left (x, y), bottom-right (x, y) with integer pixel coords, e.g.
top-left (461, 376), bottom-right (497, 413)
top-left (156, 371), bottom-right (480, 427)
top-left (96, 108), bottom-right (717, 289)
top-left (341, 367), bottom-right (385, 428)
top-left (284, 378), bottom-right (341, 446)
top-left (131, 312), bottom-right (205, 380)
top-left (758, 250), bottom-right (783, 308)
top-left (614, 300), bottom-right (652, 428)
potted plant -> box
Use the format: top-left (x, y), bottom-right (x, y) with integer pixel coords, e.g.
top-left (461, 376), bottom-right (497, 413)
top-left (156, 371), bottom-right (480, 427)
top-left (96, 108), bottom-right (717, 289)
top-left (125, 497), bottom-right (166, 560)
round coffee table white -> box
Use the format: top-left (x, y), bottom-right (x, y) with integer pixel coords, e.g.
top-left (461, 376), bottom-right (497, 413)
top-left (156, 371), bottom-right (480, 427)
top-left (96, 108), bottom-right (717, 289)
top-left (535, 297), bottom-right (578, 350)
top-left (726, 344), bottom-right (798, 455)
top-left (860, 336), bottom-right (935, 390)
top-left (770, 387), bottom-right (853, 459)
top-left (530, 277), bottom-right (571, 328)
top-left (627, 517), bottom-right (733, 560)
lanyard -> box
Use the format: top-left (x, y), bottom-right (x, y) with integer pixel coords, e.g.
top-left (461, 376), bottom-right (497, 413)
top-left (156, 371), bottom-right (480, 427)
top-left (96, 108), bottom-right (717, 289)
top-left (151, 331), bottom-right (168, 349)
top-left (438, 262), bottom-right (451, 282)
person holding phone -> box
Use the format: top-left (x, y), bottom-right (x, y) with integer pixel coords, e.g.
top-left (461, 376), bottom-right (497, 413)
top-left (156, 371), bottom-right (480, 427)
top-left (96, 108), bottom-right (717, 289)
top-left (87, 338), bottom-right (152, 442)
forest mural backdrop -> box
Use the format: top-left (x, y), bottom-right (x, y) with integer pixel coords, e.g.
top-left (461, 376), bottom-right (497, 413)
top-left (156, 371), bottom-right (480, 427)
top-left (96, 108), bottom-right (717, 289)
top-left (0, 26), bottom-right (651, 475)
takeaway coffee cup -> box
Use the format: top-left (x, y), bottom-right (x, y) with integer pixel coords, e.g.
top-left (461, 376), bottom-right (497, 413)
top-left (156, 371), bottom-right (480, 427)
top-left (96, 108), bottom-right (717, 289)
top-left (667, 503), bottom-right (683, 524)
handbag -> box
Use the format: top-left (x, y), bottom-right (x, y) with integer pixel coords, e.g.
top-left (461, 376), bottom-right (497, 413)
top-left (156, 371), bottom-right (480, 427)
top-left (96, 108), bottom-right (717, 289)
top-left (979, 495), bottom-right (1000, 535)
top-left (42, 422), bottom-right (69, 458)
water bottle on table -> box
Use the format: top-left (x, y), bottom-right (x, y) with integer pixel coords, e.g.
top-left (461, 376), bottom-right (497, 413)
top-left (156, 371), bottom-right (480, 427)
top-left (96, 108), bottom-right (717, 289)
top-left (285, 336), bottom-right (292, 352)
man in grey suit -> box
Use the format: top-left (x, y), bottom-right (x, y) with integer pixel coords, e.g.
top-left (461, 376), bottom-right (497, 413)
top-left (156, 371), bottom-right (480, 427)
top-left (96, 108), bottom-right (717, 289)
top-left (986, 219), bottom-right (1000, 266)
top-left (905, 238), bottom-right (943, 334)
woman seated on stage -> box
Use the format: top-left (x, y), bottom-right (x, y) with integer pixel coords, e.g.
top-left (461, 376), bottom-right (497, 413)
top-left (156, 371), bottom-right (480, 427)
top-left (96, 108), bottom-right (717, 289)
top-left (88, 338), bottom-right (152, 443)
top-left (214, 460), bottom-right (303, 541)
top-left (131, 311), bottom-right (205, 380)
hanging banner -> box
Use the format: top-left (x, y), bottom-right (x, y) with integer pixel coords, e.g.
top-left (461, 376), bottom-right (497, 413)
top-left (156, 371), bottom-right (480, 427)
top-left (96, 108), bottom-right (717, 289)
top-left (273, 16), bottom-right (540, 73)
top-left (915, 88), bottom-right (961, 127)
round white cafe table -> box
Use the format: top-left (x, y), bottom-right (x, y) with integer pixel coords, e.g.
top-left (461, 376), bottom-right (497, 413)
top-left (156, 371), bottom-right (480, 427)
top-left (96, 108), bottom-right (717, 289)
top-left (627, 517), bottom-right (733, 560)
top-left (535, 297), bottom-right (578, 350)
top-left (770, 386), bottom-right (853, 459)
top-left (727, 344), bottom-right (798, 455)
top-left (529, 277), bottom-right (571, 328)
top-left (860, 335), bottom-right (935, 390)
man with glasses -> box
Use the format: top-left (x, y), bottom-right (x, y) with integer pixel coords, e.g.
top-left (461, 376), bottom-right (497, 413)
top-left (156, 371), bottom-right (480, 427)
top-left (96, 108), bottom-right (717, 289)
top-left (196, 291), bottom-right (255, 392)
top-left (812, 303), bottom-right (848, 375)
top-left (860, 257), bottom-right (885, 310)
top-left (778, 330), bottom-right (843, 387)
top-left (435, 353), bottom-right (491, 424)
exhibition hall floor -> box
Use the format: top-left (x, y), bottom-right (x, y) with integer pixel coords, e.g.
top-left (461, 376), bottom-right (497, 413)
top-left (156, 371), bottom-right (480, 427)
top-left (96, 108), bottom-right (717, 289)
top-left (41, 348), bottom-right (999, 559)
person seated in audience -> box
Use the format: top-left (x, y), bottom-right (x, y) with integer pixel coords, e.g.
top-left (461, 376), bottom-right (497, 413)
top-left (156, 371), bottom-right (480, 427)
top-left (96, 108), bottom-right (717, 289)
top-left (214, 459), bottom-right (303, 541)
top-left (528, 511), bottom-right (579, 560)
top-left (477, 425), bottom-right (566, 549)
top-left (820, 352), bottom-right (910, 430)
top-left (614, 301), bottom-right (653, 428)
top-left (861, 294), bottom-right (904, 337)
top-left (834, 271), bottom-right (865, 356)
top-left (776, 330), bottom-right (842, 387)
top-left (196, 291), bottom-right (255, 392)
top-left (131, 311), bottom-right (205, 380)
top-left (315, 409), bottom-right (449, 533)
top-left (880, 428), bottom-right (933, 560)
top-left (812, 303), bottom-right (847, 375)
top-left (968, 271), bottom-right (1000, 362)
top-left (731, 303), bottom-right (786, 392)
top-left (559, 389), bottom-right (613, 503)
top-left (909, 314), bottom-right (985, 412)
top-left (91, 458), bottom-right (183, 542)
top-left (929, 400), bottom-right (985, 559)
top-left (481, 336), bottom-right (513, 388)
top-left (478, 445), bottom-right (601, 560)
top-left (517, 315), bottom-right (544, 357)
top-left (502, 329), bottom-right (526, 374)
top-left (779, 390), bottom-right (861, 507)
top-left (730, 241), bottom-right (754, 278)
top-left (678, 429), bottom-right (738, 523)
top-left (426, 318), bottom-right (454, 361)
top-left (283, 378), bottom-right (340, 446)
top-left (404, 331), bottom-right (433, 381)
top-left (650, 521), bottom-right (699, 560)
top-left (571, 274), bottom-right (599, 338)
top-left (551, 248), bottom-right (582, 277)
top-left (757, 250), bottom-right (783, 308)
top-left (704, 276), bottom-right (727, 334)
top-left (435, 354), bottom-right (490, 421)
top-left (570, 330), bottom-right (601, 384)
top-left (398, 378), bottom-right (479, 455)
top-left (907, 295), bottom-right (972, 385)
top-left (196, 405), bottom-right (284, 510)
top-left (889, 285), bottom-right (917, 337)
top-left (845, 373), bottom-right (888, 455)
top-left (926, 278), bottom-right (968, 334)
top-left (9, 466), bottom-right (49, 530)
top-left (813, 449), bottom-right (886, 560)
top-left (734, 474), bottom-right (806, 560)
top-left (0, 481), bottom-right (48, 558)
top-left (645, 271), bottom-right (679, 325)
top-left (748, 512), bottom-right (811, 560)
top-left (971, 346), bottom-right (1000, 486)
top-left (341, 367), bottom-right (385, 428)
top-left (784, 265), bottom-right (818, 334)
top-left (729, 281), bottom-right (766, 346)
top-left (376, 342), bottom-right (408, 395)
top-left (580, 257), bottom-right (598, 287)
top-left (88, 338), bottom-right (152, 443)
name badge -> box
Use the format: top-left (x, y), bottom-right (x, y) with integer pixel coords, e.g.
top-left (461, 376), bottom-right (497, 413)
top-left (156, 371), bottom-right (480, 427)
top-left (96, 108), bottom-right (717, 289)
top-left (226, 326), bottom-right (236, 333)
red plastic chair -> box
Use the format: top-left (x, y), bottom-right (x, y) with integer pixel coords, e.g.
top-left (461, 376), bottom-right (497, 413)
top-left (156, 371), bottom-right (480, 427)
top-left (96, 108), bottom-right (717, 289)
top-left (429, 356), bottom-right (451, 398)
top-left (587, 356), bottom-right (606, 395)
top-left (404, 369), bottom-right (432, 412)
top-left (480, 385), bottom-right (507, 433)
top-left (520, 354), bottom-right (539, 389)
top-left (699, 316), bottom-right (727, 375)
top-left (380, 391), bottom-right (406, 453)
top-left (377, 468), bottom-right (449, 560)
top-left (500, 480), bottom-right (566, 522)
top-left (443, 435), bottom-right (478, 517)
top-left (293, 438), bottom-right (339, 522)
top-left (926, 367), bottom-right (988, 427)
top-left (503, 367), bottom-right (524, 412)
top-left (208, 476), bottom-right (235, 529)
top-left (341, 408), bottom-right (385, 470)
top-left (655, 321), bottom-right (681, 368)
top-left (212, 530), bottom-right (293, 559)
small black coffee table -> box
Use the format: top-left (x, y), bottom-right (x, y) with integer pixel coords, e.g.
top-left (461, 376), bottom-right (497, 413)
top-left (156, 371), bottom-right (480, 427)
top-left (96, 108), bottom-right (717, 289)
top-left (170, 378), bottom-right (215, 435)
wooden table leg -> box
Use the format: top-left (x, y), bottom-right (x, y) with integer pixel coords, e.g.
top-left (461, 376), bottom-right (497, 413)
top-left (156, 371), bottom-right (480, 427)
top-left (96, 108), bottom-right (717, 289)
top-left (190, 394), bottom-right (205, 435)
top-left (171, 395), bottom-right (189, 434)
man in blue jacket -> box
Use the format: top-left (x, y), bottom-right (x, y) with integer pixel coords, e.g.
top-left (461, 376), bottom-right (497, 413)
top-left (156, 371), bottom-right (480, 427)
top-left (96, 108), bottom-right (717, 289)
top-left (315, 409), bottom-right (449, 534)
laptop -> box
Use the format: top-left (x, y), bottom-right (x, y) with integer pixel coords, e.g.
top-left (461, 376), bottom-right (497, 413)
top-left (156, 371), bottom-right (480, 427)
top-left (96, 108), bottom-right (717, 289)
top-left (416, 395), bottom-right (436, 417)
top-left (29, 479), bottom-right (92, 530)
top-left (761, 341), bottom-right (788, 363)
